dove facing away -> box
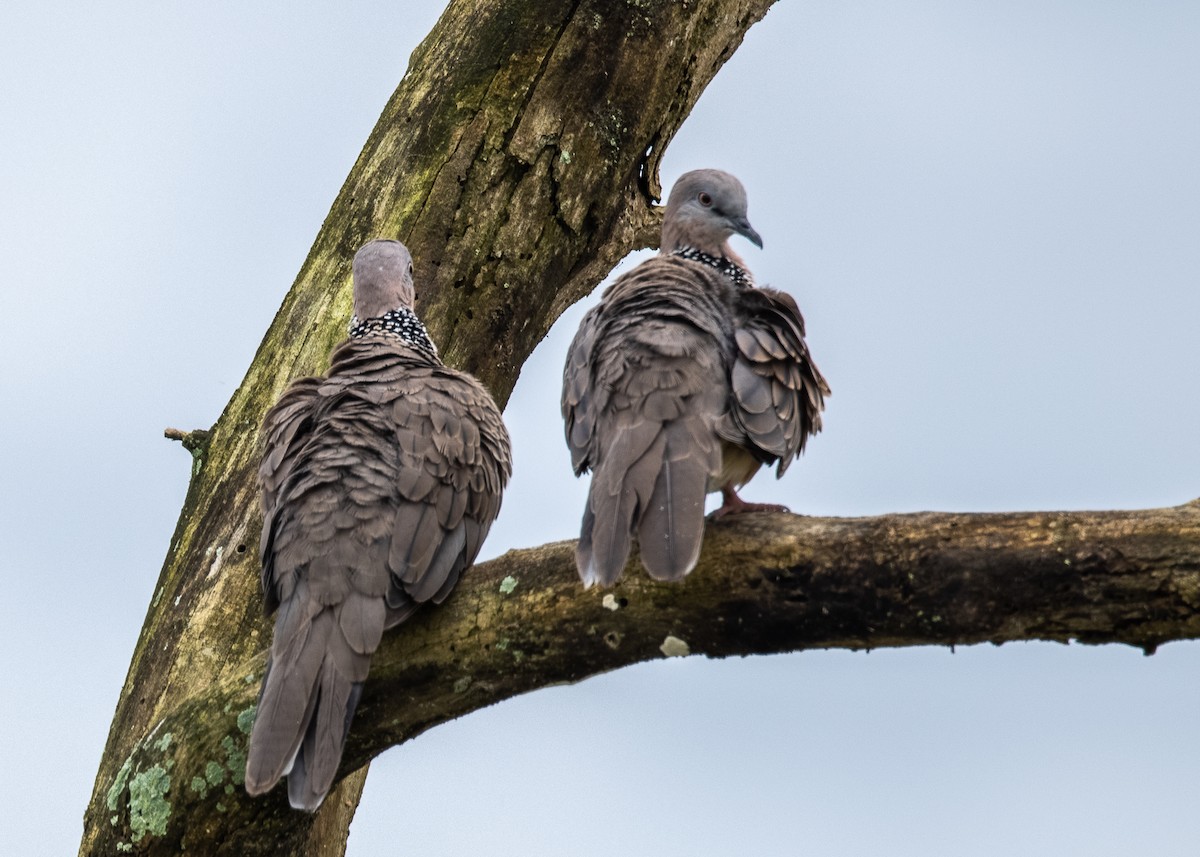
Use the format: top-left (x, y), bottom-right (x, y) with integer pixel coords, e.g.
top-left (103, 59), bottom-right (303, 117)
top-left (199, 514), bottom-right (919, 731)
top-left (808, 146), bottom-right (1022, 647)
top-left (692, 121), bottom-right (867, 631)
top-left (245, 239), bottom-right (511, 810)
top-left (562, 169), bottom-right (829, 588)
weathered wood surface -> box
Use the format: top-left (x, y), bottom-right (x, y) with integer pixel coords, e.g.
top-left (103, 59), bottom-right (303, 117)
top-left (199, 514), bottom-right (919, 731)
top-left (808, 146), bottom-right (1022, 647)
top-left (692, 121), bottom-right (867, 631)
top-left (81, 0), bottom-right (1200, 853)
top-left (90, 502), bottom-right (1200, 854)
top-left (81, 0), bottom-right (783, 853)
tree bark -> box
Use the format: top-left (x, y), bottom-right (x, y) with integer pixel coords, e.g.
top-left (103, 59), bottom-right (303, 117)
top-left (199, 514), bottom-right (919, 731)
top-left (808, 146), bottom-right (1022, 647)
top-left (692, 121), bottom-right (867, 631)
top-left (88, 500), bottom-right (1200, 855)
top-left (80, 1), bottom-right (1200, 854)
top-left (81, 0), bottom-right (782, 854)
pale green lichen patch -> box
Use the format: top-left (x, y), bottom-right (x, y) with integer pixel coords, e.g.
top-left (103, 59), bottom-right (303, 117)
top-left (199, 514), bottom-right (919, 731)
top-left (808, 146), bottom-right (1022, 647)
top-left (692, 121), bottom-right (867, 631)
top-left (659, 635), bottom-right (690, 658)
top-left (236, 704), bottom-right (257, 735)
top-left (495, 637), bottom-right (510, 650)
top-left (453, 676), bottom-right (472, 694)
top-left (116, 842), bottom-right (132, 853)
top-left (107, 731), bottom-right (178, 836)
top-left (205, 761), bottom-right (226, 787)
top-left (190, 776), bottom-right (209, 799)
top-left (221, 735), bottom-right (246, 785)
top-left (499, 575), bottom-right (518, 594)
top-left (216, 802), bottom-right (227, 813)
top-left (106, 757), bottom-right (134, 814)
top-left (127, 765), bottom-right (171, 842)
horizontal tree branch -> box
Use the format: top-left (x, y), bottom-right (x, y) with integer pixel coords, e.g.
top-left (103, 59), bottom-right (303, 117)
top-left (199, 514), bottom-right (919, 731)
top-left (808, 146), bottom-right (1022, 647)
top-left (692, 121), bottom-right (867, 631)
top-left (101, 500), bottom-right (1200, 854)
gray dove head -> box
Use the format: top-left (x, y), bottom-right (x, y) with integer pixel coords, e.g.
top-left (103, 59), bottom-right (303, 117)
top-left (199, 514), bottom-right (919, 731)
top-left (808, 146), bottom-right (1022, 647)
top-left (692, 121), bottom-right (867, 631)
top-left (352, 239), bottom-right (416, 320)
top-left (661, 169), bottom-right (763, 258)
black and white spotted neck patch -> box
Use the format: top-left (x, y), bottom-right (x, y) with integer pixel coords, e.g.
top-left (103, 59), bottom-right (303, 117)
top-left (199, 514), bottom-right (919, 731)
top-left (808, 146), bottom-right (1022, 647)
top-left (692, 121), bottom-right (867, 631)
top-left (348, 307), bottom-right (439, 359)
top-left (671, 247), bottom-right (754, 288)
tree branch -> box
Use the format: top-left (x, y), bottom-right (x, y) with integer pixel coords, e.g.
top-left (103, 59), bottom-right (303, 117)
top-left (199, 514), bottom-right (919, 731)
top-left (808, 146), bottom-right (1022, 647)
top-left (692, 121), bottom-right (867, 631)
top-left (90, 502), bottom-right (1200, 854)
top-left (81, 0), bottom-right (781, 854)
top-left (83, 0), bottom-right (1200, 852)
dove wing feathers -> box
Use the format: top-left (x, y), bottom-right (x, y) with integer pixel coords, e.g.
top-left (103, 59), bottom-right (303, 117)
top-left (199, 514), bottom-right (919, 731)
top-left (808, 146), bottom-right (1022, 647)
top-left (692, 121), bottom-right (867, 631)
top-left (565, 257), bottom-right (730, 585)
top-left (247, 337), bottom-right (510, 810)
top-left (723, 286), bottom-right (830, 479)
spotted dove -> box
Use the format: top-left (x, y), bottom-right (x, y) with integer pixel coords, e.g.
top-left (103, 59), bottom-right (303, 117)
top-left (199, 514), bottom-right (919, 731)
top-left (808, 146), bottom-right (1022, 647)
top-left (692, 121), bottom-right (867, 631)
top-left (245, 239), bottom-right (511, 810)
top-left (562, 169), bottom-right (829, 587)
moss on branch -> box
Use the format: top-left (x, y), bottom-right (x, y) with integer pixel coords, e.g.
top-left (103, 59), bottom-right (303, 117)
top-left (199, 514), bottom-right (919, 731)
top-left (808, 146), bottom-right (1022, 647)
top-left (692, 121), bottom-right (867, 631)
top-left (96, 504), bottom-right (1200, 854)
top-left (82, 0), bottom-right (782, 854)
top-left (81, 0), bottom-right (1200, 853)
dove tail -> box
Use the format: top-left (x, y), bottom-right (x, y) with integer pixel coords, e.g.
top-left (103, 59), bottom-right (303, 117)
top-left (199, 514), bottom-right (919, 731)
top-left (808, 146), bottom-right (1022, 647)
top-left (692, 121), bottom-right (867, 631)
top-left (636, 419), bottom-right (709, 581)
top-left (286, 656), bottom-right (363, 812)
top-left (577, 416), bottom-right (710, 586)
top-left (245, 609), bottom-right (364, 812)
top-left (578, 474), bottom-right (634, 588)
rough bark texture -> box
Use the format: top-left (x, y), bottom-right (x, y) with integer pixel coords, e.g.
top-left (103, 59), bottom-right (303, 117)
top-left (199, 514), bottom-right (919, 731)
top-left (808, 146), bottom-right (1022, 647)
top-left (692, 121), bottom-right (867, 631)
top-left (81, 0), bottom-right (781, 854)
top-left (80, 1), bottom-right (1200, 854)
top-left (89, 501), bottom-right (1200, 854)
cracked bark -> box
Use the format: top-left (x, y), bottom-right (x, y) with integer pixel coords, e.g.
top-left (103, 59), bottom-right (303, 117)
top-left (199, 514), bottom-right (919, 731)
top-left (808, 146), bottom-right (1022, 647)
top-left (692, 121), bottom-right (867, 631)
top-left (88, 503), bottom-right (1200, 854)
top-left (80, 0), bottom-right (1200, 855)
top-left (80, 0), bottom-right (782, 854)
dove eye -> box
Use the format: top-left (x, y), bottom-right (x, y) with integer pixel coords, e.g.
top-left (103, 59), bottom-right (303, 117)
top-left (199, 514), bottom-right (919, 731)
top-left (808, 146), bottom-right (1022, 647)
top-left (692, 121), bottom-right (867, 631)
top-left (698, 192), bottom-right (713, 207)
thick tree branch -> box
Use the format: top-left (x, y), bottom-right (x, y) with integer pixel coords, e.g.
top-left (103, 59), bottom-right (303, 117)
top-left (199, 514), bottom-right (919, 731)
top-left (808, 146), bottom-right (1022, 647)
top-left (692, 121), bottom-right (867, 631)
top-left (82, 0), bottom-right (1200, 853)
top-left (91, 503), bottom-right (1200, 854)
top-left (82, 0), bottom-right (780, 854)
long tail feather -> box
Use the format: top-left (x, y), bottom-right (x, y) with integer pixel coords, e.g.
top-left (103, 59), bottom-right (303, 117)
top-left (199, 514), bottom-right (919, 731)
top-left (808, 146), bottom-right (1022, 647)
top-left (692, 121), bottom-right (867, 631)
top-left (637, 420), bottom-right (709, 580)
top-left (245, 608), bottom-right (367, 811)
top-left (245, 605), bottom-right (330, 796)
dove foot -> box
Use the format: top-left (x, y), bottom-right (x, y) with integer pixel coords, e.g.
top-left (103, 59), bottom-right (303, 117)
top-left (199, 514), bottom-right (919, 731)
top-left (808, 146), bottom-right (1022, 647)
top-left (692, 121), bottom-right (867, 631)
top-left (710, 487), bottom-right (790, 519)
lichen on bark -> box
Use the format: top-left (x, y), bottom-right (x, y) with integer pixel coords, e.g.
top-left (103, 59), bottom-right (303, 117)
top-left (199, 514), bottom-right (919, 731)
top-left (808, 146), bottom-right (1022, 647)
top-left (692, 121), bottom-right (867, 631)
top-left (80, 1), bottom-right (783, 854)
top-left (79, 1), bottom-right (1200, 855)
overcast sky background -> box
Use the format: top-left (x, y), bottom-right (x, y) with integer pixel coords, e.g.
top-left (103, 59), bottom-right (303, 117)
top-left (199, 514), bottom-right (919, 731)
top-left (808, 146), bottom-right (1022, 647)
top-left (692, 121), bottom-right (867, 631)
top-left (2, 1), bottom-right (1199, 854)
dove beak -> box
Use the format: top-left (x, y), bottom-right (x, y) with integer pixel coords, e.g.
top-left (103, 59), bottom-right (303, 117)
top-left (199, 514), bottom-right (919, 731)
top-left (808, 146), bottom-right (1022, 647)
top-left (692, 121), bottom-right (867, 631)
top-left (730, 216), bottom-right (763, 249)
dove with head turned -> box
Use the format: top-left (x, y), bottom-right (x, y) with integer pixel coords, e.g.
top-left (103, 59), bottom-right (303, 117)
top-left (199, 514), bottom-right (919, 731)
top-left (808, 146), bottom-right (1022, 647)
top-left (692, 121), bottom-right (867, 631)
top-left (245, 238), bottom-right (511, 811)
top-left (562, 169), bottom-right (829, 588)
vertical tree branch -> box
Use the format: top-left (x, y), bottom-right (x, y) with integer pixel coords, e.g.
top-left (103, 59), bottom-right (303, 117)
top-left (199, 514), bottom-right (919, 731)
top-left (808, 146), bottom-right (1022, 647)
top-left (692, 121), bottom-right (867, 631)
top-left (82, 1), bottom-right (779, 854)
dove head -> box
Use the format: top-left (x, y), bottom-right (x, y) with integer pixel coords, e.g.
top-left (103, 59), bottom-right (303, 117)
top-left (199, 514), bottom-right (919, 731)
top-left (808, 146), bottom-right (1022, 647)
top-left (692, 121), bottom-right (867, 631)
top-left (661, 169), bottom-right (763, 259)
top-left (352, 239), bottom-right (416, 320)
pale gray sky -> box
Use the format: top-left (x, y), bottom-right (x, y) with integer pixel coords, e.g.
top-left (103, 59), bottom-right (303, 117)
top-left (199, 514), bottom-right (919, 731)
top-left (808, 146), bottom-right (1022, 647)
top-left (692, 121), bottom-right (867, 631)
top-left (2, 2), bottom-right (1198, 855)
